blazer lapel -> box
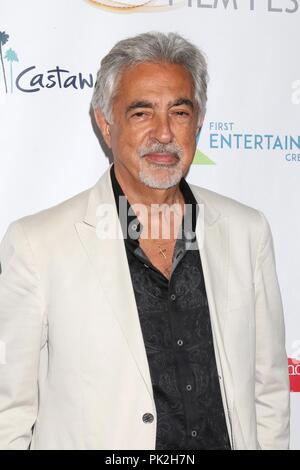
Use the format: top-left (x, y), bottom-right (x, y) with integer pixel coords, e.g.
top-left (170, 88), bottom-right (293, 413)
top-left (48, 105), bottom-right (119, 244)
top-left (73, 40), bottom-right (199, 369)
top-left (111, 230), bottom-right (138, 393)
top-left (192, 186), bottom-right (235, 407)
top-left (74, 166), bottom-right (153, 400)
top-left (191, 185), bottom-right (230, 334)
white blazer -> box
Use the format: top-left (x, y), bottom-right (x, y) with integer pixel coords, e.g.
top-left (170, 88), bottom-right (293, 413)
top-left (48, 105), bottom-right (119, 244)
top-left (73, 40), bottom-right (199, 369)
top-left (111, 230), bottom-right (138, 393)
top-left (0, 165), bottom-right (290, 450)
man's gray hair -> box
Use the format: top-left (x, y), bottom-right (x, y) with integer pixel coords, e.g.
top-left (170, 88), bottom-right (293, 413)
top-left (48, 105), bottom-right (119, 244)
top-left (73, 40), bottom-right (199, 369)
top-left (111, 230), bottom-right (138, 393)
top-left (91, 31), bottom-right (208, 124)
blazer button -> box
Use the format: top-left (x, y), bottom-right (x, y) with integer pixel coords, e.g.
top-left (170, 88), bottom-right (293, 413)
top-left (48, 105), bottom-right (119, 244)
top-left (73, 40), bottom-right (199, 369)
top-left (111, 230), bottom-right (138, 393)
top-left (142, 413), bottom-right (154, 424)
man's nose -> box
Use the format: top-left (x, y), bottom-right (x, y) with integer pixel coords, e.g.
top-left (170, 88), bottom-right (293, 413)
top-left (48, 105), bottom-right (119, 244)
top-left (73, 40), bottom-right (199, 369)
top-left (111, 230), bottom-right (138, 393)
top-left (150, 113), bottom-right (174, 144)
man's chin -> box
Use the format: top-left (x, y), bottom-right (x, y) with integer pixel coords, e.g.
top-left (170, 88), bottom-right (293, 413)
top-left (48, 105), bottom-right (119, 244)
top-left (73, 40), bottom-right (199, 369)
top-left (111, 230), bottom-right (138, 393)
top-left (139, 168), bottom-right (182, 190)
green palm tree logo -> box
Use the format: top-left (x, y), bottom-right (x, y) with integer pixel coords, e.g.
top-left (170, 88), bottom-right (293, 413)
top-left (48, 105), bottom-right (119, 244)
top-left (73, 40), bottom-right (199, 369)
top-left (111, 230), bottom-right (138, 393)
top-left (0, 30), bottom-right (9, 93)
top-left (4, 48), bottom-right (19, 93)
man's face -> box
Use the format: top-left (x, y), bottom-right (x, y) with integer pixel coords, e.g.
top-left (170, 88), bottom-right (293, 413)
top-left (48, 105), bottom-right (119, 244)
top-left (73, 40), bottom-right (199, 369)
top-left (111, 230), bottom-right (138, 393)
top-left (95, 62), bottom-right (201, 189)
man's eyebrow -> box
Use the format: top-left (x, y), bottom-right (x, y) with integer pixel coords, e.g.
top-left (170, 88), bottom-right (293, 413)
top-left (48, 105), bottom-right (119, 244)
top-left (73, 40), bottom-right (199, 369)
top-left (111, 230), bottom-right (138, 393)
top-left (125, 98), bottom-right (194, 114)
top-left (169, 98), bottom-right (194, 109)
top-left (126, 101), bottom-right (153, 113)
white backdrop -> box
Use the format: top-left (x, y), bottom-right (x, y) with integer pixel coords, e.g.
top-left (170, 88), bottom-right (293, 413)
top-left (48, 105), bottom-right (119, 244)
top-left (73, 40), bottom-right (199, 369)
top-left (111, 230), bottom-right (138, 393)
top-left (0, 0), bottom-right (299, 449)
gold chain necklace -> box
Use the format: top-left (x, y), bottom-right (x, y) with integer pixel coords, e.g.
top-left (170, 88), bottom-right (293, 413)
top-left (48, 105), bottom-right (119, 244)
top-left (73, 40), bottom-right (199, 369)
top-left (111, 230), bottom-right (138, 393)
top-left (140, 237), bottom-right (171, 260)
top-left (157, 245), bottom-right (167, 259)
top-left (150, 239), bottom-right (173, 260)
top-left (140, 193), bottom-right (184, 261)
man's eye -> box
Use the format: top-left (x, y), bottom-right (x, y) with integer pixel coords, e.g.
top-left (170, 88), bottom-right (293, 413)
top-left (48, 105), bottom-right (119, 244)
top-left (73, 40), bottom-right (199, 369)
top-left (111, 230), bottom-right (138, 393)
top-left (132, 112), bottom-right (146, 118)
top-left (175, 111), bottom-right (189, 116)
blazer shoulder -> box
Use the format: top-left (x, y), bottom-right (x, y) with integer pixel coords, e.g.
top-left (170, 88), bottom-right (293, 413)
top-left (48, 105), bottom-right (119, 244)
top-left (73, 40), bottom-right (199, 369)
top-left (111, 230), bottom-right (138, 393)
top-left (11, 185), bottom-right (92, 241)
top-left (189, 183), bottom-right (264, 224)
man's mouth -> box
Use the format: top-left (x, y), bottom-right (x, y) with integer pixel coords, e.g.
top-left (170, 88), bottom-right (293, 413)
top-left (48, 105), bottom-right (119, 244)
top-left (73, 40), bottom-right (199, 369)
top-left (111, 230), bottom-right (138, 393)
top-left (144, 153), bottom-right (179, 164)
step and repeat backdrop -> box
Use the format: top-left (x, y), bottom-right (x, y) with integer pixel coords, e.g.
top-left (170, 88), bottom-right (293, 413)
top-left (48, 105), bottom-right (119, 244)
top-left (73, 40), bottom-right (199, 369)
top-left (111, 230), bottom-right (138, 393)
top-left (0, 0), bottom-right (299, 449)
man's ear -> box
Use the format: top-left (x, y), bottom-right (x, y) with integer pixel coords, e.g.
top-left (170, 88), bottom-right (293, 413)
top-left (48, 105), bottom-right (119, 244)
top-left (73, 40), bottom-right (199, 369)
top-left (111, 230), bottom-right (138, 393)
top-left (196, 115), bottom-right (204, 137)
top-left (196, 125), bottom-right (202, 139)
top-left (94, 109), bottom-right (112, 148)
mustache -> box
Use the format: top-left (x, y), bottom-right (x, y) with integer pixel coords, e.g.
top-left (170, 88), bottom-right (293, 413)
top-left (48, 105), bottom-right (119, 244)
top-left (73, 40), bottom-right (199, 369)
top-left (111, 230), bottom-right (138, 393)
top-left (138, 142), bottom-right (184, 160)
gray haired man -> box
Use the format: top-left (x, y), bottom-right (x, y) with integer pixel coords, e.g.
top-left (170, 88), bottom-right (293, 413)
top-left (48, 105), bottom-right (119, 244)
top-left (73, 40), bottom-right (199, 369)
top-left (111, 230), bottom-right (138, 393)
top-left (0, 32), bottom-right (289, 450)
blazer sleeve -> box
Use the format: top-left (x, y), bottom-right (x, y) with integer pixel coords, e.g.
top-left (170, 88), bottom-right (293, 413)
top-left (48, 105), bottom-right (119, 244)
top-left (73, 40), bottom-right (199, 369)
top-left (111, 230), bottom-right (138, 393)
top-left (254, 211), bottom-right (290, 450)
top-left (0, 221), bottom-right (46, 450)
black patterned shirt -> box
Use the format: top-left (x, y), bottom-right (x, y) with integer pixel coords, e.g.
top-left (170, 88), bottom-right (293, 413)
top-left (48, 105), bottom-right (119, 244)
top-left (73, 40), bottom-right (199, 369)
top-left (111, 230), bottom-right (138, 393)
top-left (110, 164), bottom-right (231, 450)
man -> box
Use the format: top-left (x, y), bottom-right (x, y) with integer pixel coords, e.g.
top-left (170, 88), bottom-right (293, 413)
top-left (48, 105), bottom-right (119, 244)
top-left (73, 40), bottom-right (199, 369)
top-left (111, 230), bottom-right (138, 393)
top-left (0, 32), bottom-right (290, 450)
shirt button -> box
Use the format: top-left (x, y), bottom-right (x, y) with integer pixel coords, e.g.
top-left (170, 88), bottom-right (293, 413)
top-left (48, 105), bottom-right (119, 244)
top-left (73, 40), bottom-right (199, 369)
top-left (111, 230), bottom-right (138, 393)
top-left (191, 430), bottom-right (198, 438)
top-left (142, 413), bottom-right (154, 424)
top-left (170, 294), bottom-right (176, 301)
top-left (177, 339), bottom-right (183, 347)
top-left (186, 384), bottom-right (192, 392)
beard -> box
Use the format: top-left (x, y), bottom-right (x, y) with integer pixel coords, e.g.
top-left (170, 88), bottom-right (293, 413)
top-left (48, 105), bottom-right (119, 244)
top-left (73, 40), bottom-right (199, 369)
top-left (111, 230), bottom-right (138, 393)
top-left (137, 142), bottom-right (184, 189)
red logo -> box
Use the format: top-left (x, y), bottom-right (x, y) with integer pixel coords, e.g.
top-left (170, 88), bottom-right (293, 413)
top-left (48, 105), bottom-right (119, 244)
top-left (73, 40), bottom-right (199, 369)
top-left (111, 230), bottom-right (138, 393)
top-left (288, 357), bottom-right (300, 392)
